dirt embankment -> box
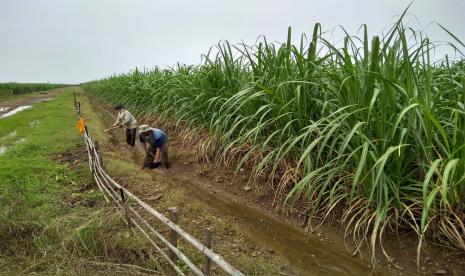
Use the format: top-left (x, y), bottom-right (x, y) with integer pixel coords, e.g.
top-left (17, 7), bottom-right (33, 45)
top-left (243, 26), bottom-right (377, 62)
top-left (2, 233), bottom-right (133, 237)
top-left (83, 90), bottom-right (465, 276)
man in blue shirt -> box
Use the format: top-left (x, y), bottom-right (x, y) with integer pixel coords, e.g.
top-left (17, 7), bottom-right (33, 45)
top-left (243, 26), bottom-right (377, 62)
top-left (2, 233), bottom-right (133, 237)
top-left (138, 124), bottom-right (169, 169)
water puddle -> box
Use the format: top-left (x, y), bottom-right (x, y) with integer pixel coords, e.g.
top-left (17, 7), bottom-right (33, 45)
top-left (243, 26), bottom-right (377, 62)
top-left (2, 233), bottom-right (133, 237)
top-left (171, 177), bottom-right (372, 275)
top-left (33, 98), bottom-right (54, 103)
top-left (2, 130), bottom-right (17, 139)
top-left (0, 97), bottom-right (54, 119)
top-left (0, 138), bottom-right (25, 156)
top-left (0, 105), bottom-right (32, 119)
top-left (29, 120), bottom-right (40, 128)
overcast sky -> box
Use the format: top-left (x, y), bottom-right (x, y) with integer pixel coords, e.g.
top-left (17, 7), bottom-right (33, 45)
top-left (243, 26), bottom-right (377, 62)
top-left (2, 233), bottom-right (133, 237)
top-left (0, 0), bottom-right (464, 84)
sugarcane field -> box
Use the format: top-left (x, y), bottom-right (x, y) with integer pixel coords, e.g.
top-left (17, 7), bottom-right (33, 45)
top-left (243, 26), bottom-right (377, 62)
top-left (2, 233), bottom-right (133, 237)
top-left (1, 1), bottom-right (465, 275)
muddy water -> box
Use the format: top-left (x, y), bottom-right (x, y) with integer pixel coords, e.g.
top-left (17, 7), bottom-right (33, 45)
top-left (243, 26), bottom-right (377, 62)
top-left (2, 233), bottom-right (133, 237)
top-left (0, 97), bottom-right (55, 119)
top-left (0, 105), bottom-right (32, 118)
top-left (33, 98), bottom-right (54, 103)
top-left (171, 175), bottom-right (373, 275)
top-left (124, 137), bottom-right (373, 274)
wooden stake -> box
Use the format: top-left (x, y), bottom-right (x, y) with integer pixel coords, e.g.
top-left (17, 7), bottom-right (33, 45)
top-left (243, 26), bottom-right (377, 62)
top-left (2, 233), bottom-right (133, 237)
top-left (204, 227), bottom-right (213, 275)
top-left (120, 188), bottom-right (132, 230)
top-left (169, 207), bottom-right (179, 263)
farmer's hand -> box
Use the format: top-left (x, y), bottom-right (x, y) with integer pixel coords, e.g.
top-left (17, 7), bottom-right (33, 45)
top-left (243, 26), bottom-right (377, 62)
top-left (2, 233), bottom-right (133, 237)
top-left (155, 151), bottom-right (161, 162)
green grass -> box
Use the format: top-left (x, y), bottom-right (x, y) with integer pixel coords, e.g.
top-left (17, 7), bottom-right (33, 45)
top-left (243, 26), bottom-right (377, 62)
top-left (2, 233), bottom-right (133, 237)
top-left (82, 7), bottom-right (465, 262)
top-left (0, 91), bottom-right (81, 228)
top-left (0, 82), bottom-right (69, 96)
top-left (0, 90), bottom-right (161, 274)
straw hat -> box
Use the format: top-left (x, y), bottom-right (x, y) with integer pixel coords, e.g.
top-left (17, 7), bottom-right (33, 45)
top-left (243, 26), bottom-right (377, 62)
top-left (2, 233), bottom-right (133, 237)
top-left (138, 124), bottom-right (151, 134)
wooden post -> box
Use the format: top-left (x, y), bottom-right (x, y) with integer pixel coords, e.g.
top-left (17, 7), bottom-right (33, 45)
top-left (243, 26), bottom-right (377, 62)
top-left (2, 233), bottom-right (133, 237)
top-left (120, 188), bottom-right (132, 230)
top-left (169, 207), bottom-right (179, 263)
top-left (204, 227), bottom-right (213, 275)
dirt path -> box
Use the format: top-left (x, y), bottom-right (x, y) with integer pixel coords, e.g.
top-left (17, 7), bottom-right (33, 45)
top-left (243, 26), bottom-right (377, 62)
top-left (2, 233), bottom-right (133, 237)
top-left (83, 90), bottom-right (465, 276)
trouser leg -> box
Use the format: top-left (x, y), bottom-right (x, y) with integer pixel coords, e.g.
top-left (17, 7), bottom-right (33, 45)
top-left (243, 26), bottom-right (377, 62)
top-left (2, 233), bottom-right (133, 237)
top-left (125, 129), bottom-right (131, 145)
top-left (128, 128), bottom-right (136, 147)
top-left (161, 142), bottom-right (169, 168)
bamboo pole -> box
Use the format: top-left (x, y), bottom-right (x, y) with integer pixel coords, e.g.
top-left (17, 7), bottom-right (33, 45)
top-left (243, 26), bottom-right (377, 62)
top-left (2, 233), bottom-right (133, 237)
top-left (130, 217), bottom-right (186, 276)
top-left (129, 207), bottom-right (204, 276)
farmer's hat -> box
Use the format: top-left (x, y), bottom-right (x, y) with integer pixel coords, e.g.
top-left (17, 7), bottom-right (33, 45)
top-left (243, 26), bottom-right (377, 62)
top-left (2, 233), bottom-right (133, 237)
top-left (138, 124), bottom-right (151, 134)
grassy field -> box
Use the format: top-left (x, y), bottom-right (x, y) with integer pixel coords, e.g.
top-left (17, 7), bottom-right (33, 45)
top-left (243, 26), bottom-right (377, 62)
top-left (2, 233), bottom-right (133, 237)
top-left (82, 13), bottom-right (465, 261)
top-left (0, 89), bottom-right (289, 275)
top-left (0, 90), bottom-right (161, 274)
top-left (0, 82), bottom-right (69, 96)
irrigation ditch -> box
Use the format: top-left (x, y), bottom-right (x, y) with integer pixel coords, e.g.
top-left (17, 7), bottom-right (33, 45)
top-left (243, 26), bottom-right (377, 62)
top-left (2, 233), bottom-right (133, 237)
top-left (76, 89), bottom-right (465, 275)
top-left (73, 93), bottom-right (244, 276)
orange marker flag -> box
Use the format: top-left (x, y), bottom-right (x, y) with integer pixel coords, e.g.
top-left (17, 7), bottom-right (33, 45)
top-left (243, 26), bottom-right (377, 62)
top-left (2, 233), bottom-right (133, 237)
top-left (76, 117), bottom-right (85, 134)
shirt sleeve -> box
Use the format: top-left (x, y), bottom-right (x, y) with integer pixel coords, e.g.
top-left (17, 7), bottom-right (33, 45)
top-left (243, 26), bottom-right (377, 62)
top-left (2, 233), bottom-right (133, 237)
top-left (121, 111), bottom-right (131, 126)
top-left (114, 112), bottom-right (123, 125)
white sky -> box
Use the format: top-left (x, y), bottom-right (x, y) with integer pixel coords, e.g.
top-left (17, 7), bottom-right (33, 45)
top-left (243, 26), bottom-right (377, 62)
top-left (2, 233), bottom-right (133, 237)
top-left (0, 0), bottom-right (464, 84)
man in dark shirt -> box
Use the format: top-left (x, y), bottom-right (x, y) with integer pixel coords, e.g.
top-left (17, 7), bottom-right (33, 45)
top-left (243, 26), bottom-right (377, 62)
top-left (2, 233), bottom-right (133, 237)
top-left (138, 124), bottom-right (169, 169)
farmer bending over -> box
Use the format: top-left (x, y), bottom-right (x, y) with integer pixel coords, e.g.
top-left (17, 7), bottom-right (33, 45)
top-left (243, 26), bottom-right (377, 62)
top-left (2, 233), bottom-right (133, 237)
top-left (105, 104), bottom-right (138, 147)
top-left (138, 124), bottom-right (169, 169)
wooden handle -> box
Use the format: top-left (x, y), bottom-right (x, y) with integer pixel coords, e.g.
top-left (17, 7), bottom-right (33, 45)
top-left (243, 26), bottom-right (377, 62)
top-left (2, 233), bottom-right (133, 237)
top-left (104, 126), bottom-right (119, 133)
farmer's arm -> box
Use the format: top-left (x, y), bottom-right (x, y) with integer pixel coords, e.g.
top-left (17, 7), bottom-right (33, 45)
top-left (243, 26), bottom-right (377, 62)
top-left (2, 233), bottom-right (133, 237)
top-left (140, 141), bottom-right (147, 152)
top-left (155, 149), bottom-right (160, 162)
top-left (139, 135), bottom-right (148, 152)
top-left (112, 112), bottom-right (122, 127)
top-left (139, 136), bottom-right (147, 169)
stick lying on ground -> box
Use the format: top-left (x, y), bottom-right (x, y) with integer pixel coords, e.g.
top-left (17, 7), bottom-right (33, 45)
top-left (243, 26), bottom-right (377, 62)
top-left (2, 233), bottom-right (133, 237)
top-left (104, 125), bottom-right (120, 133)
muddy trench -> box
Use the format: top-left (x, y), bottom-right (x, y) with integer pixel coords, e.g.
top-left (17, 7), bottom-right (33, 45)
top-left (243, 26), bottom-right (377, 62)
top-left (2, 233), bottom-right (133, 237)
top-left (87, 93), bottom-right (379, 276)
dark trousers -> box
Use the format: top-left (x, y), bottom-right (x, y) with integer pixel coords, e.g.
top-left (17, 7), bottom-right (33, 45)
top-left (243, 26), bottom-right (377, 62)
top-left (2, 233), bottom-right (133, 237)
top-left (143, 142), bottom-right (169, 169)
top-left (126, 128), bottom-right (136, 147)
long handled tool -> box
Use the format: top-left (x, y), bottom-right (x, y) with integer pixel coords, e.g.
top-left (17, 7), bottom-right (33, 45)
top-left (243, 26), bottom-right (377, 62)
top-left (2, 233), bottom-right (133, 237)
top-left (104, 125), bottom-right (120, 133)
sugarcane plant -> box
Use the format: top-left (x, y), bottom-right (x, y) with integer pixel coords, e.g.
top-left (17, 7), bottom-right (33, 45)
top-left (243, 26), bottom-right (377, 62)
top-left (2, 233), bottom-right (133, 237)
top-left (82, 8), bottom-right (465, 263)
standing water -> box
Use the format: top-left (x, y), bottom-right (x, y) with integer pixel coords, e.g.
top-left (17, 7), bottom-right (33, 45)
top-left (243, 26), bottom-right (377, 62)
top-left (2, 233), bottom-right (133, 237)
top-left (0, 105), bottom-right (32, 119)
